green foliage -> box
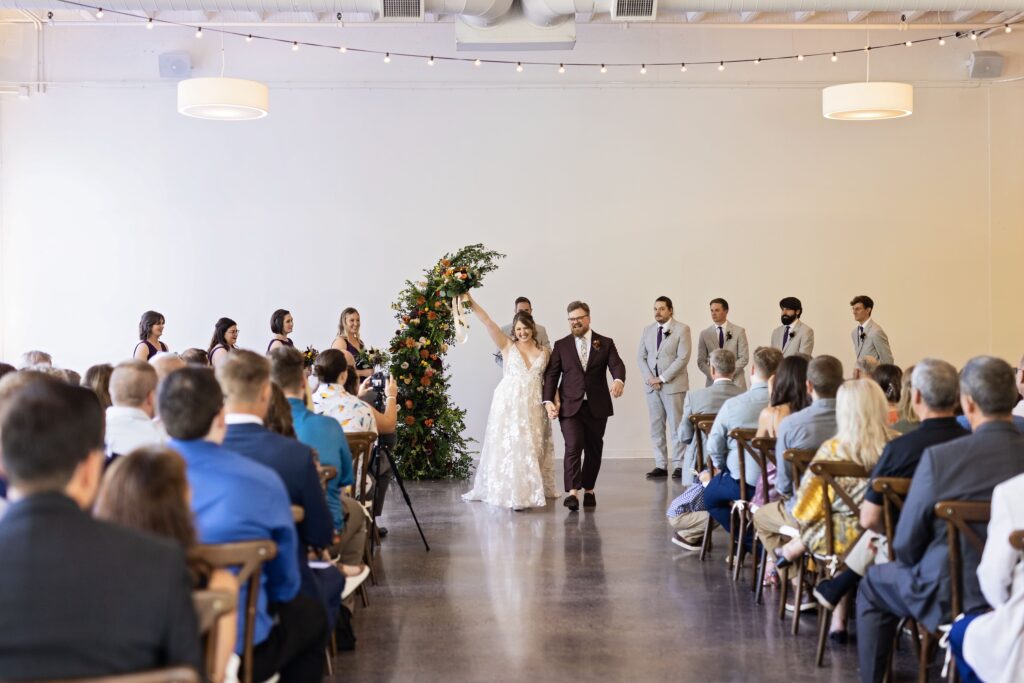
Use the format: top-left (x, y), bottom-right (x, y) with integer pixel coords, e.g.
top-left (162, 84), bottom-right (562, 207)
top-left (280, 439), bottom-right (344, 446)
top-left (386, 244), bottom-right (505, 480)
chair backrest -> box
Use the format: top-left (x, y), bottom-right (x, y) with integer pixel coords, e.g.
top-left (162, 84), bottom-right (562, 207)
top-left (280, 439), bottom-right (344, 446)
top-left (318, 465), bottom-right (338, 493)
top-left (192, 589), bottom-right (236, 683)
top-left (871, 477), bottom-right (912, 561)
top-left (31, 668), bottom-right (200, 683)
top-left (689, 412), bottom-right (716, 474)
top-left (782, 448), bottom-right (816, 493)
top-left (809, 460), bottom-right (871, 556)
top-left (189, 541), bottom-right (277, 683)
top-left (728, 428), bottom-right (758, 499)
top-left (1011, 530), bottom-right (1024, 551)
top-left (750, 436), bottom-right (776, 503)
top-left (345, 431), bottom-right (377, 503)
top-left (934, 500), bottom-right (991, 618)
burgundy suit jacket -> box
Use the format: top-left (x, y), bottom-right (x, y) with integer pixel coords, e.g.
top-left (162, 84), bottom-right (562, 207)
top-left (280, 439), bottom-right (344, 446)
top-left (543, 332), bottom-right (626, 419)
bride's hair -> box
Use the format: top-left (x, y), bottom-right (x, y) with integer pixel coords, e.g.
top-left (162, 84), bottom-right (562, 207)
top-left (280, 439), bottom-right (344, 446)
top-left (510, 312), bottom-right (539, 348)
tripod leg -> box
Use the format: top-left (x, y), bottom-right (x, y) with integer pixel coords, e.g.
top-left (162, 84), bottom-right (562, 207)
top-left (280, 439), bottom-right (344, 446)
top-left (382, 447), bottom-right (430, 552)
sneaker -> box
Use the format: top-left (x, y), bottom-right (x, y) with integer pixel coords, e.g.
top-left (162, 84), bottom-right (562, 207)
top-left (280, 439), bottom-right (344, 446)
top-left (671, 532), bottom-right (703, 551)
top-left (784, 597), bottom-right (818, 613)
top-left (671, 468), bottom-right (682, 479)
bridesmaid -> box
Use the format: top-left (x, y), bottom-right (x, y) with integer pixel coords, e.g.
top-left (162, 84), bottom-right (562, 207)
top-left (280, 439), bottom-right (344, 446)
top-left (133, 311), bottom-right (168, 361)
top-left (331, 307), bottom-right (371, 380)
top-left (207, 317), bottom-right (239, 367)
top-left (267, 309), bottom-right (295, 354)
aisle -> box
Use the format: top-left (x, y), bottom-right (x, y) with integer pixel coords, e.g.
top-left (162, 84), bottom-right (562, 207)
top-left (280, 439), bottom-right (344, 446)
top-left (335, 460), bottom-right (870, 682)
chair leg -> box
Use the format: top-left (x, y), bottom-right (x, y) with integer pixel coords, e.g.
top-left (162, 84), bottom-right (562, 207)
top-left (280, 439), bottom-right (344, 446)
top-left (359, 581), bottom-right (369, 608)
top-left (918, 631), bottom-right (933, 683)
top-left (778, 565), bottom-right (790, 621)
top-left (699, 515), bottom-right (714, 562)
top-left (792, 556), bottom-right (807, 636)
top-left (816, 603), bottom-right (832, 667)
top-left (727, 510), bottom-right (737, 572)
top-left (755, 544), bottom-right (767, 604)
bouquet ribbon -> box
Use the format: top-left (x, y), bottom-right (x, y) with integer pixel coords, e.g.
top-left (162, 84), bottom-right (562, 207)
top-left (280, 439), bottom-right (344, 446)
top-left (452, 294), bottom-right (470, 344)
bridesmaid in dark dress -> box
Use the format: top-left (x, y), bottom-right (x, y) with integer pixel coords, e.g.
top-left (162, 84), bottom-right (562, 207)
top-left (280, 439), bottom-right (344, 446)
top-left (331, 307), bottom-right (371, 380)
top-left (133, 311), bottom-right (168, 361)
top-left (267, 309), bottom-right (295, 354)
top-left (207, 317), bottom-right (239, 368)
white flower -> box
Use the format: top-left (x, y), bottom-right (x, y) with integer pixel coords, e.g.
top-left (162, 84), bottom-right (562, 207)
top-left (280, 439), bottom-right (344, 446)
top-left (401, 362), bottom-right (409, 369)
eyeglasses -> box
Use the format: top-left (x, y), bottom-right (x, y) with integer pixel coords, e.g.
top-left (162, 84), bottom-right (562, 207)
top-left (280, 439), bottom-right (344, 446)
top-left (568, 315), bottom-right (589, 323)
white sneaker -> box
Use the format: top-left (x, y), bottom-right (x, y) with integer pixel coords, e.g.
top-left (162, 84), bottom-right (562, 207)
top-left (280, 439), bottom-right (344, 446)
top-left (671, 533), bottom-right (702, 551)
top-left (341, 565), bottom-right (371, 600)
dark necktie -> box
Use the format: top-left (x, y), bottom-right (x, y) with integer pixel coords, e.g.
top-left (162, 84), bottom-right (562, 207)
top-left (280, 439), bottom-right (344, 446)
top-left (858, 325), bottom-right (864, 346)
top-left (717, 326), bottom-right (724, 349)
top-left (655, 326), bottom-right (663, 376)
top-left (782, 325), bottom-right (791, 349)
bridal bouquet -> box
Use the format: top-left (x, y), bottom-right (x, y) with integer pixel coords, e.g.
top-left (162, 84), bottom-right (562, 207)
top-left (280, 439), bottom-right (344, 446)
top-left (302, 345), bottom-right (319, 369)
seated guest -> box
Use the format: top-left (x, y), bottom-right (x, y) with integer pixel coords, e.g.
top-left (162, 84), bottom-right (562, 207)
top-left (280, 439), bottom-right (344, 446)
top-left (218, 350), bottom-right (366, 583)
top-left (267, 309), bottom-right (295, 353)
top-left (208, 317), bottom-right (239, 368)
top-left (265, 383), bottom-right (297, 438)
top-left (853, 355), bottom-right (880, 380)
top-left (1015, 354), bottom-right (1024, 419)
top-left (180, 347), bottom-right (210, 366)
top-left (950, 470), bottom-right (1024, 682)
top-left (856, 356), bottom-right (1024, 683)
top-left (871, 363), bottom-right (903, 424)
top-left (0, 362), bottom-right (15, 380)
top-left (667, 346), bottom-right (782, 548)
top-left (892, 364), bottom-right (920, 434)
top-left (776, 379), bottom-right (895, 639)
top-left (673, 349), bottom-right (744, 487)
top-left (18, 350), bottom-right (52, 369)
top-left (82, 363), bottom-right (113, 410)
top-left (753, 355), bottom-right (843, 567)
top-left (151, 352), bottom-right (186, 383)
top-left (133, 310), bottom-right (168, 361)
top-left (63, 369), bottom-right (81, 386)
top-left (814, 359), bottom-right (967, 611)
top-left (0, 379), bottom-right (201, 678)
top-left (159, 367), bottom-right (326, 682)
top-left (105, 360), bottom-right (165, 458)
top-left (757, 355), bottom-right (811, 438)
top-left (313, 349), bottom-right (397, 435)
top-left (94, 447), bottom-right (238, 683)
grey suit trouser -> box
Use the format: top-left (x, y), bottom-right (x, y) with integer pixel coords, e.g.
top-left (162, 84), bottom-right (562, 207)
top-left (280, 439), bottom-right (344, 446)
top-left (856, 562), bottom-right (916, 683)
top-left (645, 388), bottom-right (686, 469)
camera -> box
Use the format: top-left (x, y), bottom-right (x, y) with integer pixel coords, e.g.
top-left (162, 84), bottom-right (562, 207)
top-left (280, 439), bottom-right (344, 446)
top-left (370, 371), bottom-right (387, 411)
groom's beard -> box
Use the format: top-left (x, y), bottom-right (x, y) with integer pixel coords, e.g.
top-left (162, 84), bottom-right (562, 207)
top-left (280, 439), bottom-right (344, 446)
top-left (572, 326), bottom-right (589, 337)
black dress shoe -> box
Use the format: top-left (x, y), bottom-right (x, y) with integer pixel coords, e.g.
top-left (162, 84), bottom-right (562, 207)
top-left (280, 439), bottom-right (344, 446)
top-left (563, 495), bottom-right (579, 511)
top-left (646, 467), bottom-right (669, 479)
top-left (583, 492), bottom-right (596, 507)
top-left (671, 468), bottom-right (682, 479)
top-left (377, 526), bottom-right (389, 538)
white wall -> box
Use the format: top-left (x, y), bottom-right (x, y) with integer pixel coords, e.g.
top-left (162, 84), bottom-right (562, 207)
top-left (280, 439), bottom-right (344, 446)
top-left (2, 24), bottom-right (1023, 458)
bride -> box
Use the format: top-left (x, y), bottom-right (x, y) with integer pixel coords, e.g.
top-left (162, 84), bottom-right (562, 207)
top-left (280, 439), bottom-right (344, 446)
top-left (462, 293), bottom-right (557, 510)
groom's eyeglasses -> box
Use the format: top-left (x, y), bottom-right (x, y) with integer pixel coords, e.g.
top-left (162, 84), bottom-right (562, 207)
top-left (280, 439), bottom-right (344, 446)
top-left (568, 315), bottom-right (589, 323)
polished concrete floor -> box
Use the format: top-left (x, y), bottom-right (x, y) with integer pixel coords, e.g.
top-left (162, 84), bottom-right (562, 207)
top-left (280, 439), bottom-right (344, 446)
top-left (335, 460), bottom-right (910, 682)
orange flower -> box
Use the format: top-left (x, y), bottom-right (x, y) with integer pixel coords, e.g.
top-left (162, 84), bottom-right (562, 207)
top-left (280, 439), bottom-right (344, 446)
top-left (402, 316), bottom-right (410, 323)
top-left (420, 350), bottom-right (430, 359)
top-left (434, 301), bottom-right (442, 309)
top-left (427, 311), bottom-right (437, 321)
top-left (405, 338), bottom-right (416, 348)
top-left (416, 296), bottom-right (426, 305)
top-left (420, 376), bottom-right (431, 387)
top-left (430, 354), bottom-right (438, 361)
top-left (424, 418), bottom-right (434, 428)
top-left (405, 400), bottom-right (414, 410)
top-left (441, 259), bottom-right (451, 267)
top-left (405, 415), bottom-right (416, 426)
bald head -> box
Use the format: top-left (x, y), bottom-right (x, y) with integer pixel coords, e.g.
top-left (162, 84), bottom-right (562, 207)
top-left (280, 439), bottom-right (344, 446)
top-left (149, 353), bottom-right (186, 384)
top-left (110, 361), bottom-right (158, 415)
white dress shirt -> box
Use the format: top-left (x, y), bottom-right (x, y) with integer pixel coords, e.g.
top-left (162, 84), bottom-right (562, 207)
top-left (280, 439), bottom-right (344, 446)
top-left (225, 413), bottom-right (264, 426)
top-left (104, 406), bottom-right (166, 458)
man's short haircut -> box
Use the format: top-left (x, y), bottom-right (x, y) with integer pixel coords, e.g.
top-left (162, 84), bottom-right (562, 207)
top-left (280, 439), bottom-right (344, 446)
top-left (857, 356), bottom-right (880, 376)
top-left (270, 346), bottom-right (306, 393)
top-left (179, 348), bottom-right (210, 366)
top-left (850, 295), bottom-right (875, 310)
top-left (807, 355), bottom-right (844, 398)
top-left (150, 352), bottom-right (186, 383)
top-left (778, 297), bottom-right (803, 315)
top-left (514, 297), bottom-right (531, 307)
top-left (19, 350), bottom-right (52, 369)
top-left (110, 360), bottom-right (158, 408)
top-left (960, 356), bottom-right (1019, 417)
top-left (567, 301), bottom-right (590, 316)
top-left (0, 380), bottom-right (104, 491)
top-left (215, 350), bottom-right (271, 404)
top-left (709, 298), bottom-right (729, 311)
top-left (157, 367), bottom-right (224, 441)
top-left (912, 359), bottom-right (960, 411)
top-left (0, 363), bottom-right (16, 381)
top-left (752, 346), bottom-right (784, 380)
top-left (709, 349), bottom-right (736, 376)
top-left (655, 296), bottom-right (673, 311)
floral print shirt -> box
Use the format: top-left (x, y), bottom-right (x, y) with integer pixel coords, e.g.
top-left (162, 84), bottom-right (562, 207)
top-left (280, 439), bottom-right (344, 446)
top-left (312, 383), bottom-right (378, 435)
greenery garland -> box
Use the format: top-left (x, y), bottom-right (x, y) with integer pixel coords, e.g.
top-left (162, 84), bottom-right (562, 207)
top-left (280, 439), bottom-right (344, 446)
top-left (386, 244), bottom-right (505, 480)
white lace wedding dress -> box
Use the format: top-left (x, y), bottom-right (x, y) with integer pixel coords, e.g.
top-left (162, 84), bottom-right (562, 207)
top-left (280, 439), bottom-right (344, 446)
top-left (462, 345), bottom-right (558, 509)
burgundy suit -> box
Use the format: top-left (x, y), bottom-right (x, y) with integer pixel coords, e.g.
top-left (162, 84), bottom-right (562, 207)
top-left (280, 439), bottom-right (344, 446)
top-left (543, 332), bottom-right (626, 491)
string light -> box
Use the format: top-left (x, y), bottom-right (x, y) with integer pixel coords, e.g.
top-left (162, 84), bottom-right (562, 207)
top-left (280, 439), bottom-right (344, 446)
top-left (291, 41), bottom-right (299, 51)
top-left (146, 17), bottom-right (153, 29)
top-left (515, 62), bottom-right (523, 72)
top-left (339, 46), bottom-right (347, 53)
top-left (245, 34), bottom-right (253, 42)
top-left (474, 59), bottom-right (481, 66)
top-left (95, 7), bottom-right (103, 17)
top-left (680, 63), bottom-right (687, 72)
top-left (718, 61), bottom-right (725, 71)
top-left (600, 64), bottom-right (607, 73)
top-left (640, 64), bottom-right (646, 74)
top-left (939, 37), bottom-right (946, 45)
top-left (971, 31), bottom-right (978, 40)
top-left (384, 52), bottom-right (391, 63)
top-left (558, 63), bottom-right (565, 74)
top-left (195, 27), bottom-right (202, 39)
top-left (1006, 24), bottom-right (1013, 33)
top-left (754, 57), bottom-right (761, 65)
top-left (427, 56), bottom-right (435, 66)
top-left (797, 54), bottom-right (804, 61)
top-left (905, 40), bottom-right (913, 47)
top-left (831, 52), bottom-right (838, 62)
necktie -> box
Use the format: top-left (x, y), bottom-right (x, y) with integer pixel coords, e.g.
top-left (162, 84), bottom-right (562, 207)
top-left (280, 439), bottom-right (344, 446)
top-left (782, 325), bottom-right (791, 349)
top-left (655, 326), bottom-right (663, 376)
top-left (579, 337), bottom-right (589, 368)
top-left (858, 325), bottom-right (864, 346)
top-left (717, 326), bottom-right (724, 349)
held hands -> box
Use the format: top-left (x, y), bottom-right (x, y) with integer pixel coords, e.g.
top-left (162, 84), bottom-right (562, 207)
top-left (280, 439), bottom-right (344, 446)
top-left (545, 402), bottom-right (559, 420)
top-left (646, 377), bottom-right (663, 391)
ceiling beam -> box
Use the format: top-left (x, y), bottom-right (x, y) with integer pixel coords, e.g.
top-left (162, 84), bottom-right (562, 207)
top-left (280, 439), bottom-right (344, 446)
top-left (951, 10), bottom-right (981, 22)
top-left (900, 10), bottom-right (925, 22)
top-left (686, 11), bottom-right (705, 23)
top-left (847, 10), bottom-right (870, 23)
top-left (740, 11), bottom-right (760, 22)
top-left (793, 10), bottom-right (814, 22)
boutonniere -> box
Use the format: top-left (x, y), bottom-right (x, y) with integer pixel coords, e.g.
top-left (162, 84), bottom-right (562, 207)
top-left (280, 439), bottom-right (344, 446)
top-left (859, 331), bottom-right (866, 341)
top-left (592, 339), bottom-right (601, 351)
top-left (663, 329), bottom-right (672, 339)
top-left (726, 331), bottom-right (733, 341)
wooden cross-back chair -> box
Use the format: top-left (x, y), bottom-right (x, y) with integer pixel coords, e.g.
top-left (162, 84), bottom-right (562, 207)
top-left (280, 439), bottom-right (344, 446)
top-left (725, 428), bottom-right (767, 583)
top-left (749, 436), bottom-right (776, 603)
top-left (318, 465), bottom-right (338, 493)
top-left (808, 460), bottom-right (871, 666)
top-left (30, 669), bottom-right (200, 683)
top-left (776, 448), bottom-right (818, 628)
top-left (688, 413), bottom-right (717, 474)
top-left (344, 431), bottom-right (379, 601)
top-left (872, 477), bottom-right (912, 562)
top-left (192, 589), bottom-right (236, 683)
top-left (1011, 530), bottom-right (1024, 551)
top-left (188, 540), bottom-right (277, 683)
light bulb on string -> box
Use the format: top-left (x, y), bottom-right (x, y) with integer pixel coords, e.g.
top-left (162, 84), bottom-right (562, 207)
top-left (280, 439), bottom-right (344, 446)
top-left (292, 41), bottom-right (299, 51)
top-left (245, 34), bottom-right (253, 43)
top-left (558, 64), bottom-right (565, 74)
top-left (474, 58), bottom-right (481, 66)
top-left (195, 27), bottom-right (203, 39)
top-left (146, 17), bottom-right (154, 29)
top-left (600, 64), bottom-right (607, 73)
top-left (516, 62), bottom-right (523, 72)
top-left (1006, 24), bottom-right (1012, 33)
top-left (754, 57), bottom-right (761, 65)
top-left (680, 63), bottom-right (687, 72)
top-left (905, 40), bottom-right (913, 47)
top-left (797, 54), bottom-right (804, 61)
top-left (718, 61), bottom-right (725, 71)
top-left (427, 56), bottom-right (434, 66)
top-left (640, 64), bottom-right (646, 74)
top-left (339, 46), bottom-right (347, 53)
top-left (95, 8), bottom-right (103, 18)
top-left (831, 52), bottom-right (838, 62)
top-left (971, 31), bottom-right (977, 40)
top-left (939, 37), bottom-right (946, 45)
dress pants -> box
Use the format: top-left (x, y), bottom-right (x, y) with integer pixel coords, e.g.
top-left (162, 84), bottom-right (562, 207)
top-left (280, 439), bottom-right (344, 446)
top-left (559, 401), bottom-right (607, 491)
top-left (855, 562), bottom-right (916, 683)
top-left (645, 389), bottom-right (686, 470)
top-left (669, 473), bottom-right (750, 540)
top-left (251, 594), bottom-right (328, 683)
top-left (312, 565), bottom-right (345, 631)
top-left (752, 499), bottom-right (800, 556)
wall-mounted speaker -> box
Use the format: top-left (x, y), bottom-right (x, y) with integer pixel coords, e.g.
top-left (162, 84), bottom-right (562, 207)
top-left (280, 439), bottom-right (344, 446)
top-left (158, 52), bottom-right (191, 80)
top-left (968, 51), bottom-right (1003, 79)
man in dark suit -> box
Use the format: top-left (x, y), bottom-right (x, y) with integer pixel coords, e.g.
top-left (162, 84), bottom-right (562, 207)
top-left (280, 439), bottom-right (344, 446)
top-left (0, 378), bottom-right (201, 679)
top-left (856, 356), bottom-right (1024, 683)
top-left (217, 351), bottom-right (365, 631)
top-left (543, 300), bottom-right (626, 511)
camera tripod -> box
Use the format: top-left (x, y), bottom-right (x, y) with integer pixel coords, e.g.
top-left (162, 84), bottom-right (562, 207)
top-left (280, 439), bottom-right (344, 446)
top-left (370, 442), bottom-right (430, 552)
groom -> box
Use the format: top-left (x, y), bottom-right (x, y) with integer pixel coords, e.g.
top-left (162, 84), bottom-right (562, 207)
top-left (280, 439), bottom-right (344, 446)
top-left (543, 301), bottom-right (626, 511)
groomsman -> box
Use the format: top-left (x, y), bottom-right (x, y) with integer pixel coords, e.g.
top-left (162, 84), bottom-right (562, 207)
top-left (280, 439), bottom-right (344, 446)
top-left (696, 298), bottom-right (749, 390)
top-left (850, 295), bottom-right (894, 365)
top-left (770, 296), bottom-right (814, 357)
top-left (638, 296), bottom-right (692, 480)
top-left (494, 297), bottom-right (550, 366)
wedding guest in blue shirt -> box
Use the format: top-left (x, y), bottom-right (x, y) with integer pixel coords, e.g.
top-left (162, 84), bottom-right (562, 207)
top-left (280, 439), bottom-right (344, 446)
top-left (158, 366), bottom-right (326, 683)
